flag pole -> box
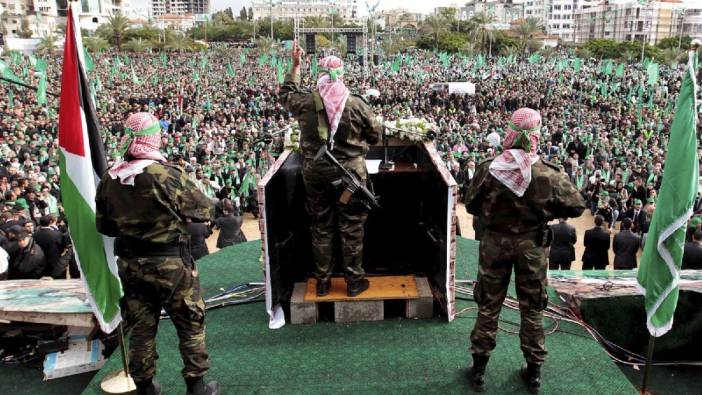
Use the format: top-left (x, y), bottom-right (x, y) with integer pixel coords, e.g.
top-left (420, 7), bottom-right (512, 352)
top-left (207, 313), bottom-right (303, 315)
top-left (639, 335), bottom-right (655, 395)
top-left (100, 323), bottom-right (136, 393)
top-left (0, 76), bottom-right (59, 97)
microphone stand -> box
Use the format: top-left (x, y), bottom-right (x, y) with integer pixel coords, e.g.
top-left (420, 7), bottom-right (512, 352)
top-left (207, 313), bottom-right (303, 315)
top-left (378, 126), bottom-right (394, 171)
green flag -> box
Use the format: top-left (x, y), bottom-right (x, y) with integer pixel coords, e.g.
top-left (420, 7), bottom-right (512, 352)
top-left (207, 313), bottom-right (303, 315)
top-left (573, 58), bottom-right (582, 73)
top-left (647, 62), bottom-right (659, 86)
top-left (277, 62), bottom-right (285, 84)
top-left (7, 88), bottom-right (13, 109)
top-left (84, 48), bottom-right (95, 72)
top-left (226, 62), bottom-right (235, 77)
top-left (528, 53), bottom-right (542, 64)
top-left (160, 52), bottom-right (168, 65)
top-left (193, 69), bottom-right (199, 82)
top-left (615, 63), bottom-right (625, 77)
top-left (240, 53), bottom-right (246, 65)
top-left (637, 52), bottom-right (699, 337)
top-left (311, 57), bottom-right (318, 77)
top-left (37, 74), bottom-right (47, 105)
top-left (200, 55), bottom-right (208, 70)
top-left (130, 65), bottom-right (141, 84)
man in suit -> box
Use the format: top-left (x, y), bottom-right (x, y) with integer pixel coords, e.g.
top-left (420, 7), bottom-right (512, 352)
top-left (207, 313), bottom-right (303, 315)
top-left (682, 230), bottom-right (702, 270)
top-left (548, 218), bottom-right (577, 270)
top-left (34, 215), bottom-right (68, 278)
top-left (582, 215), bottom-right (610, 270)
top-left (612, 218), bottom-right (641, 270)
top-left (624, 199), bottom-right (646, 234)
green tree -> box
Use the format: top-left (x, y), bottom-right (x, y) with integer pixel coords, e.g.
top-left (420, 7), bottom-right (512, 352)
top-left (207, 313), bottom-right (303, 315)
top-left (420, 15), bottom-right (449, 50)
top-left (239, 7), bottom-right (248, 20)
top-left (467, 12), bottom-right (497, 56)
top-left (36, 34), bottom-right (57, 54)
top-left (84, 36), bottom-right (110, 52)
top-left (511, 17), bottom-right (543, 53)
top-left (105, 12), bottom-right (130, 51)
top-left (18, 17), bottom-right (33, 38)
top-left (166, 33), bottom-right (194, 53)
top-left (123, 37), bottom-right (152, 52)
top-left (656, 35), bottom-right (691, 51)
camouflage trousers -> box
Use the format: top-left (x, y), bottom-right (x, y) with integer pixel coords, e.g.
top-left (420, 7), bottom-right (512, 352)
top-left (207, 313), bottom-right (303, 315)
top-left (302, 156), bottom-right (369, 282)
top-left (470, 230), bottom-right (548, 365)
top-left (118, 256), bottom-right (210, 381)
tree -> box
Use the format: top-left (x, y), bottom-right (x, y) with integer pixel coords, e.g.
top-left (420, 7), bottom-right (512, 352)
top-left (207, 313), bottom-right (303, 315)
top-left (18, 17), bottom-right (33, 38)
top-left (84, 36), bottom-right (110, 52)
top-left (105, 12), bottom-right (130, 51)
top-left (656, 35), bottom-right (691, 51)
top-left (36, 35), bottom-right (57, 54)
top-left (247, 7), bottom-right (253, 21)
top-left (123, 37), bottom-right (152, 52)
top-left (166, 33), bottom-right (194, 53)
top-left (511, 17), bottom-right (543, 53)
top-left (420, 15), bottom-right (448, 50)
top-left (467, 12), bottom-right (497, 56)
top-left (239, 7), bottom-right (248, 21)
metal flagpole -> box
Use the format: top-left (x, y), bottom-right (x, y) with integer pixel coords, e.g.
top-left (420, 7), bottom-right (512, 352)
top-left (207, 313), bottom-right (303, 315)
top-left (640, 335), bottom-right (655, 395)
top-left (0, 76), bottom-right (59, 96)
top-left (100, 323), bottom-right (136, 394)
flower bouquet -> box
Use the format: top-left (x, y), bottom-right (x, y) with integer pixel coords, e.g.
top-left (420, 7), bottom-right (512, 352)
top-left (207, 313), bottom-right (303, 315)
top-left (284, 122), bottom-right (301, 152)
top-left (383, 117), bottom-right (438, 142)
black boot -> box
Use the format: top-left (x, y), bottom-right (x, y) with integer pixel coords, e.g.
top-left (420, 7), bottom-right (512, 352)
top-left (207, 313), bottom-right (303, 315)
top-left (135, 378), bottom-right (162, 395)
top-left (520, 363), bottom-right (541, 394)
top-left (316, 279), bottom-right (331, 297)
top-left (467, 354), bottom-right (489, 392)
top-left (347, 278), bottom-right (370, 297)
top-left (185, 377), bottom-right (220, 395)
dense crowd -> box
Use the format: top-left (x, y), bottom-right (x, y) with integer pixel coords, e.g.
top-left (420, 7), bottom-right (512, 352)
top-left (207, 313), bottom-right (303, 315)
top-left (2, 44), bottom-right (702, 279)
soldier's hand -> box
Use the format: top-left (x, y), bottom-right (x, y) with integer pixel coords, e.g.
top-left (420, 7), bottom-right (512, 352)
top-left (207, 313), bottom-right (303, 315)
top-left (292, 40), bottom-right (304, 68)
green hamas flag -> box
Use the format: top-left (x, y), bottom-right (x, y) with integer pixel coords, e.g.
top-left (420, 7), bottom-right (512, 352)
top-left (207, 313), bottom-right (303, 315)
top-left (84, 48), bottom-right (95, 72)
top-left (7, 88), bottom-right (14, 109)
top-left (311, 57), bottom-right (318, 77)
top-left (528, 53), bottom-right (542, 64)
top-left (160, 52), bottom-right (168, 65)
top-left (130, 65), bottom-right (141, 84)
top-left (37, 74), bottom-right (47, 105)
top-left (240, 53), bottom-right (246, 64)
top-left (637, 51), bottom-right (699, 337)
top-left (615, 63), bottom-right (625, 77)
top-left (226, 63), bottom-right (235, 77)
top-left (573, 58), bottom-right (582, 72)
top-left (647, 61), bottom-right (659, 86)
top-left (200, 55), bottom-right (208, 70)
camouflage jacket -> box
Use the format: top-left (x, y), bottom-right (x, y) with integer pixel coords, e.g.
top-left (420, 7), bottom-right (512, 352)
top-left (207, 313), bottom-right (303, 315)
top-left (463, 159), bottom-right (585, 235)
top-left (278, 72), bottom-right (382, 161)
top-left (96, 162), bottom-right (214, 244)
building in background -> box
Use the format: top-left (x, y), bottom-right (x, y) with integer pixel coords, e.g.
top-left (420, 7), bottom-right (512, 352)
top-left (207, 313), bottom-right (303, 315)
top-left (523, 0), bottom-right (595, 42)
top-left (380, 8), bottom-right (422, 32)
top-left (573, 0), bottom-right (702, 45)
top-left (251, 0), bottom-right (358, 22)
top-left (462, 0), bottom-right (526, 27)
top-left (151, 0), bottom-right (209, 17)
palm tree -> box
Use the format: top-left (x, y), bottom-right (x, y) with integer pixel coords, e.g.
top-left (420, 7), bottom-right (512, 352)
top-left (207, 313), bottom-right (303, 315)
top-left (512, 17), bottom-right (543, 53)
top-left (106, 12), bottom-right (130, 51)
top-left (468, 12), bottom-right (497, 56)
top-left (84, 36), bottom-right (109, 52)
top-left (421, 15), bottom-right (448, 50)
top-left (165, 33), bottom-right (193, 53)
top-left (123, 38), bottom-right (152, 53)
top-left (36, 35), bottom-right (57, 55)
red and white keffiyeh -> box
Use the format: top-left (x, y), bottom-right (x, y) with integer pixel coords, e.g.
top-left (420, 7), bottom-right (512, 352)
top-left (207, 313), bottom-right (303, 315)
top-left (108, 112), bottom-right (166, 186)
top-left (489, 108), bottom-right (542, 197)
top-left (317, 56), bottom-right (350, 149)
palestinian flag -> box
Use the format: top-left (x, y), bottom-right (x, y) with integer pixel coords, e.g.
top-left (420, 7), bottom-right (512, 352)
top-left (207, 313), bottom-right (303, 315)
top-left (58, 6), bottom-right (122, 333)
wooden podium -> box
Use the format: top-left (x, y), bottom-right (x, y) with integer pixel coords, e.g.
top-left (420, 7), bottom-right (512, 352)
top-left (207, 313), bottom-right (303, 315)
top-left (258, 142), bottom-right (458, 327)
top-left (290, 275), bottom-right (433, 324)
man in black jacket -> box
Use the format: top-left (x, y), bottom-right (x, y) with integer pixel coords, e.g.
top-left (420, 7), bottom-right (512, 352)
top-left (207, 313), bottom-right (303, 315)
top-left (612, 218), bottom-right (640, 270)
top-left (548, 218), bottom-right (577, 270)
top-left (34, 215), bottom-right (68, 278)
top-left (9, 230), bottom-right (46, 279)
top-left (582, 215), bottom-right (611, 270)
top-left (682, 230), bottom-right (702, 270)
top-left (623, 199), bottom-right (646, 234)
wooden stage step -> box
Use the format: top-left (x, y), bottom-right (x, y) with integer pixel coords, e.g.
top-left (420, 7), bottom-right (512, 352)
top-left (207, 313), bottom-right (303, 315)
top-left (291, 276), bottom-right (433, 324)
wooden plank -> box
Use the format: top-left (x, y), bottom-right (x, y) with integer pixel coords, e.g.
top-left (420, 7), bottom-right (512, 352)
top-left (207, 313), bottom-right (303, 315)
top-left (304, 275), bottom-right (419, 302)
top-left (0, 279), bottom-right (94, 327)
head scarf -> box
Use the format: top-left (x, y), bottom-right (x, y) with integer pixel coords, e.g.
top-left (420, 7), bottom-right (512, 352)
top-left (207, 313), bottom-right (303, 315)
top-left (316, 56), bottom-right (350, 150)
top-left (108, 113), bottom-right (166, 186)
top-left (489, 108), bottom-right (542, 197)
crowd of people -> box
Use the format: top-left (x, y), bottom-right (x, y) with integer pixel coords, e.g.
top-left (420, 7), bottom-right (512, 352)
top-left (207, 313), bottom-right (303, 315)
top-left (2, 44), bottom-right (702, 279)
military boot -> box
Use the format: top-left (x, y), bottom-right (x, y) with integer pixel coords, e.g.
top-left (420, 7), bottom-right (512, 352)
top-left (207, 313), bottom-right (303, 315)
top-left (347, 278), bottom-right (370, 297)
top-left (135, 378), bottom-right (162, 395)
top-left (185, 377), bottom-right (220, 395)
top-left (316, 279), bottom-right (331, 296)
top-left (520, 362), bottom-right (541, 394)
top-left (467, 354), bottom-right (489, 392)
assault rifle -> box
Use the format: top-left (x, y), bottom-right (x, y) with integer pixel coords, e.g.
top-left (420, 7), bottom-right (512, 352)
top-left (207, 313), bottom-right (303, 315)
top-left (314, 145), bottom-right (380, 210)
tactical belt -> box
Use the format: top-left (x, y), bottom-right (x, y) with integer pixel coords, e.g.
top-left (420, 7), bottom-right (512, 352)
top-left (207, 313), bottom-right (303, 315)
top-left (115, 236), bottom-right (181, 258)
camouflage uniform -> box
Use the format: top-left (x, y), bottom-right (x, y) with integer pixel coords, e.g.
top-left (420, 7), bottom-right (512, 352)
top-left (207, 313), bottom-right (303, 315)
top-left (463, 159), bottom-right (585, 365)
top-left (279, 72), bottom-right (381, 281)
top-left (96, 162), bottom-right (214, 382)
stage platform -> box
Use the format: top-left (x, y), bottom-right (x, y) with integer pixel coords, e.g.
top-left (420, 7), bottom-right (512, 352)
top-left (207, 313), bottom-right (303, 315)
top-left (73, 238), bottom-right (639, 394)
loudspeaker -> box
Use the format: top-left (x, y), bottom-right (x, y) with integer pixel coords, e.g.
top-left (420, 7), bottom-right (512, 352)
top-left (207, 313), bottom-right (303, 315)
top-left (305, 33), bottom-right (316, 54)
top-left (346, 34), bottom-right (356, 54)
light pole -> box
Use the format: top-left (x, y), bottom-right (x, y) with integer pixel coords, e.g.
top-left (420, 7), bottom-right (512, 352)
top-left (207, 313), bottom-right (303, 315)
top-left (677, 8), bottom-right (684, 51)
top-left (270, 0), bottom-right (274, 40)
top-left (641, 7), bottom-right (652, 64)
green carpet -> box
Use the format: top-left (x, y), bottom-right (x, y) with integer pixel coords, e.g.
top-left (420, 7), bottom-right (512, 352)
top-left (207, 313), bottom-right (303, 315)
top-left (76, 238), bottom-right (635, 394)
